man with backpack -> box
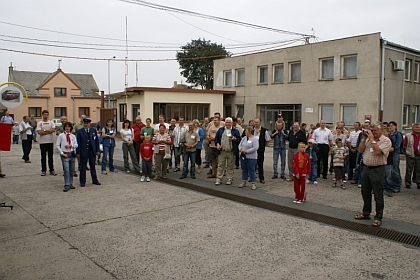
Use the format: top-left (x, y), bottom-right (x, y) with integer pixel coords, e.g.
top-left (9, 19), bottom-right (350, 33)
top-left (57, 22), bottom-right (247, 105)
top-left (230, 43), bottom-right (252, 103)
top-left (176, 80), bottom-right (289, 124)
top-left (388, 121), bottom-right (403, 193)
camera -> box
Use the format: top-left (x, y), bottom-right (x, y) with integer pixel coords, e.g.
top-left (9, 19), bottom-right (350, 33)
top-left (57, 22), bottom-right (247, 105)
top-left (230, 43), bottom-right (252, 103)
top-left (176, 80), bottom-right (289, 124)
top-left (362, 130), bottom-right (369, 137)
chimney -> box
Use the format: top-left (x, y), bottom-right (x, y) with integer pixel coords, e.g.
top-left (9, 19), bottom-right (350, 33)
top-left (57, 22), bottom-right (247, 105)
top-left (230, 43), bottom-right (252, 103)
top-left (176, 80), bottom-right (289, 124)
top-left (9, 62), bottom-right (13, 72)
top-left (173, 81), bottom-right (177, 88)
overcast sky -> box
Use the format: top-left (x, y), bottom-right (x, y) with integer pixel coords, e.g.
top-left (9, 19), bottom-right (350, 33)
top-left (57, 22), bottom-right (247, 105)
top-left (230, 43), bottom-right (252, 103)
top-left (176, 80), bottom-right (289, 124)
top-left (1, 0), bottom-right (419, 94)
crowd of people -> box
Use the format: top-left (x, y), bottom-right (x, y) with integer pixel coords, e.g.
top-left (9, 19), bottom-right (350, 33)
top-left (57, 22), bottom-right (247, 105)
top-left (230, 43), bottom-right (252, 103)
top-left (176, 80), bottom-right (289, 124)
top-left (1, 109), bottom-right (419, 226)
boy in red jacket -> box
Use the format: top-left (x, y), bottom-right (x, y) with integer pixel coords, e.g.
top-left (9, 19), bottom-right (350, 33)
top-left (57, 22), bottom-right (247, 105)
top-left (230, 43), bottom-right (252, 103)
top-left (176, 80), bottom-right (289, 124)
top-left (293, 142), bottom-right (311, 204)
top-left (140, 135), bottom-right (154, 182)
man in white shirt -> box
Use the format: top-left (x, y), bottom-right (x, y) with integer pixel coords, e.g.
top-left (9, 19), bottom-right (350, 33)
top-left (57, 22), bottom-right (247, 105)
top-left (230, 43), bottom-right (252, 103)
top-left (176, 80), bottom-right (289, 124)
top-left (154, 114), bottom-right (169, 132)
top-left (36, 110), bottom-right (57, 176)
top-left (347, 122), bottom-right (362, 182)
top-left (19, 116), bottom-right (33, 163)
top-left (312, 120), bottom-right (333, 179)
top-left (172, 116), bottom-right (188, 172)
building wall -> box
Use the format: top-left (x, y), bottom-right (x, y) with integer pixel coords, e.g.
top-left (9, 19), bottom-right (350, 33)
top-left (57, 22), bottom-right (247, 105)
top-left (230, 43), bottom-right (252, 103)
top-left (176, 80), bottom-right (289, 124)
top-left (214, 33), bottom-right (383, 127)
top-left (383, 44), bottom-right (420, 132)
top-left (9, 71), bottom-right (100, 123)
top-left (115, 90), bottom-right (224, 127)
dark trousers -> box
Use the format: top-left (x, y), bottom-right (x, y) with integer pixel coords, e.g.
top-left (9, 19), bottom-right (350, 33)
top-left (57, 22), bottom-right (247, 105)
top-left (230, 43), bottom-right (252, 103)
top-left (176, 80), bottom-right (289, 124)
top-left (235, 153), bottom-right (239, 167)
top-left (79, 150), bottom-right (99, 185)
top-left (195, 149), bottom-right (202, 165)
top-left (40, 143), bottom-right (54, 172)
top-left (317, 144), bottom-right (329, 178)
top-left (257, 149), bottom-right (265, 181)
top-left (13, 135), bottom-right (19, 144)
top-left (22, 135), bottom-right (33, 161)
top-left (348, 150), bottom-right (357, 180)
top-left (361, 165), bottom-right (385, 220)
top-left (133, 140), bottom-right (141, 164)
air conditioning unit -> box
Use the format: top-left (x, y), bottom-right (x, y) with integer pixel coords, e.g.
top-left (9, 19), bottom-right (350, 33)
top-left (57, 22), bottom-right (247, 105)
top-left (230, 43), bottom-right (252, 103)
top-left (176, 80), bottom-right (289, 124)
top-left (393, 60), bottom-right (404, 71)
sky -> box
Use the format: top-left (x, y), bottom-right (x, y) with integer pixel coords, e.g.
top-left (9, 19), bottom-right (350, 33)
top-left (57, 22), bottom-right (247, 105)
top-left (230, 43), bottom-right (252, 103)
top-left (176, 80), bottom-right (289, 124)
top-left (1, 0), bottom-right (419, 94)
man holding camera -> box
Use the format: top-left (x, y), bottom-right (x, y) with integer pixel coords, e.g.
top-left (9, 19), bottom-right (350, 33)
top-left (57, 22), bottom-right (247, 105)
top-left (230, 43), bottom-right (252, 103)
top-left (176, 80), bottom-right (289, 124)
top-left (355, 122), bottom-right (391, 227)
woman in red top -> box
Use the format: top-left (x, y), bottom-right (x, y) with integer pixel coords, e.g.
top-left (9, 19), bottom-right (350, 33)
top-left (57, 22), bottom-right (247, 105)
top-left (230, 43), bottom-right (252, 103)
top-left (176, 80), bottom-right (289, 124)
top-left (293, 142), bottom-right (311, 204)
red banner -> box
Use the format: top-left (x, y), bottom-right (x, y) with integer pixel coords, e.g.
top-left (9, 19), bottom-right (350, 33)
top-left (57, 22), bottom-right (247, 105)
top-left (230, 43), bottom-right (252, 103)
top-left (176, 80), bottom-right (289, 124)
top-left (0, 123), bottom-right (12, 151)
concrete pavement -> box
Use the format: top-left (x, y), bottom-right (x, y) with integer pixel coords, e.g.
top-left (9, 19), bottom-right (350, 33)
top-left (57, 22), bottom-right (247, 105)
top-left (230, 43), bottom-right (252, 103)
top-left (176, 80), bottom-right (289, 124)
top-left (1, 140), bottom-right (419, 279)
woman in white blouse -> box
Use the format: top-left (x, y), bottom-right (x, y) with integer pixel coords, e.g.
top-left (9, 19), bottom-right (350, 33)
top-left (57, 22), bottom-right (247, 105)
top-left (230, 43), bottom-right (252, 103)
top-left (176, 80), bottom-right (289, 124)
top-left (119, 120), bottom-right (141, 173)
top-left (56, 122), bottom-right (78, 192)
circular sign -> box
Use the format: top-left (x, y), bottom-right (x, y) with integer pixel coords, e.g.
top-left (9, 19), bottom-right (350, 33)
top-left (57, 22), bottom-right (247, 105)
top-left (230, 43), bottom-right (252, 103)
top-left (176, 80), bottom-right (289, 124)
top-left (0, 85), bottom-right (24, 108)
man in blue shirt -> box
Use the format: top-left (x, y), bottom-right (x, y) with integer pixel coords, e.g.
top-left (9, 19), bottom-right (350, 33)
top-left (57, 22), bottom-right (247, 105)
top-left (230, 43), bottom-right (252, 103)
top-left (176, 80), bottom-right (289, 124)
top-left (388, 121), bottom-right (403, 192)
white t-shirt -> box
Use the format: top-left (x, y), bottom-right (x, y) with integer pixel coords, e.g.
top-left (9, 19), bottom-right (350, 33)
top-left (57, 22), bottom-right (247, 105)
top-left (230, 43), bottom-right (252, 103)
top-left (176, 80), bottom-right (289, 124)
top-left (37, 120), bottom-right (56, 144)
top-left (120, 128), bottom-right (133, 141)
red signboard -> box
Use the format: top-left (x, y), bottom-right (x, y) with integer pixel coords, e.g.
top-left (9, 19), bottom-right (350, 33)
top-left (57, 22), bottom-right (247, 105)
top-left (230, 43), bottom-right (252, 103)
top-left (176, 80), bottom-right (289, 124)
top-left (0, 123), bottom-right (12, 151)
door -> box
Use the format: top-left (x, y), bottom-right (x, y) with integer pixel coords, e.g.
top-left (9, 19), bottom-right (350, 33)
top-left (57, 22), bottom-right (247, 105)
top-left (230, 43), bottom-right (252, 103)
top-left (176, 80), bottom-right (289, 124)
top-left (262, 110), bottom-right (279, 132)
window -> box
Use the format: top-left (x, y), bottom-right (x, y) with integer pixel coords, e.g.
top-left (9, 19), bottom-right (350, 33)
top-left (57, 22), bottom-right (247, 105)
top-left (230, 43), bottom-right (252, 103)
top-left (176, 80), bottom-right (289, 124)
top-left (224, 70), bottom-right (232, 87)
top-left (28, 107), bottom-right (41, 117)
top-left (236, 69), bottom-right (245, 86)
top-left (55, 107), bottom-right (66, 118)
top-left (132, 104), bottom-right (140, 122)
top-left (236, 105), bottom-right (244, 118)
top-left (405, 60), bottom-right (411, 81)
top-left (54, 88), bottom-right (66, 97)
top-left (321, 58), bottom-right (334, 80)
top-left (119, 104), bottom-right (126, 122)
top-left (290, 62), bottom-right (301, 82)
top-left (320, 105), bottom-right (333, 124)
top-left (78, 107), bottom-right (90, 117)
top-left (273, 64), bottom-right (284, 83)
top-left (224, 105), bottom-right (232, 118)
top-left (402, 105), bottom-right (409, 127)
top-left (258, 66), bottom-right (268, 84)
top-left (153, 103), bottom-right (210, 123)
top-left (411, 105), bottom-right (418, 125)
top-left (342, 55), bottom-right (357, 78)
top-left (414, 62), bottom-right (419, 82)
top-left (341, 105), bottom-right (356, 126)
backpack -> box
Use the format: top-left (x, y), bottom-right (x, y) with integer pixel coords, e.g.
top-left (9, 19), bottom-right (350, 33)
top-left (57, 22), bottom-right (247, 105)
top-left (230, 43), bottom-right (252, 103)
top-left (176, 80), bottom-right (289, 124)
top-left (398, 132), bottom-right (405, 154)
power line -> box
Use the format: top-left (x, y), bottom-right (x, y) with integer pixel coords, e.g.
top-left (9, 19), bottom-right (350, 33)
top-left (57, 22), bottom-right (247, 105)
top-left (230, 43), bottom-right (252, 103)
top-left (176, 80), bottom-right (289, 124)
top-left (119, 0), bottom-right (314, 38)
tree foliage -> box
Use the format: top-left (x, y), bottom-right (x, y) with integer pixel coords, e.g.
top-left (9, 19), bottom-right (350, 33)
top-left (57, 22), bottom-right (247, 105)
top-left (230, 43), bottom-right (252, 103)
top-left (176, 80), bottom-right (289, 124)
top-left (177, 38), bottom-right (229, 90)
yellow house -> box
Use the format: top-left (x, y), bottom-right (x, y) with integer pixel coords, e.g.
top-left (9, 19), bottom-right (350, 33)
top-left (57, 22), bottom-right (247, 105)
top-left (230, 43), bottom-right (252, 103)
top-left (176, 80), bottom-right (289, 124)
top-left (109, 84), bottom-right (236, 127)
top-left (7, 64), bottom-right (101, 123)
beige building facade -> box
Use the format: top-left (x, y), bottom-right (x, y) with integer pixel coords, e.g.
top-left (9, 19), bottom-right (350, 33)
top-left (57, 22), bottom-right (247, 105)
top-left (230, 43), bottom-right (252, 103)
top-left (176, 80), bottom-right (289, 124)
top-left (109, 87), bottom-right (235, 127)
top-left (214, 33), bottom-right (419, 132)
top-left (6, 65), bottom-right (101, 123)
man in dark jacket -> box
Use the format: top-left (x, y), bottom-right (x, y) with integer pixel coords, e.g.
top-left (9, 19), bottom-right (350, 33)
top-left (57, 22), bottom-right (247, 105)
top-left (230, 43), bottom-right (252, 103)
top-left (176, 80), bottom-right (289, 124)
top-left (271, 121), bottom-right (288, 179)
top-left (254, 118), bottom-right (271, 184)
top-left (287, 122), bottom-right (307, 181)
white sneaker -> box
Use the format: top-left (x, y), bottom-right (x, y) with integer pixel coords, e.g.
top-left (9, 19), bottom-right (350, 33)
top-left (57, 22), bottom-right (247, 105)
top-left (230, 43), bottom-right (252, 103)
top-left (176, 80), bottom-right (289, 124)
top-left (238, 181), bottom-right (246, 188)
top-left (126, 170), bottom-right (130, 173)
top-left (358, 184), bottom-right (362, 188)
top-left (101, 171), bottom-right (107, 175)
top-left (313, 181), bottom-right (318, 185)
top-left (215, 179), bottom-right (221, 186)
top-left (140, 176), bottom-right (145, 182)
top-left (226, 179), bottom-right (232, 185)
top-left (146, 177), bottom-right (150, 182)
top-left (251, 184), bottom-right (257, 190)
top-left (306, 179), bottom-right (309, 183)
top-left (296, 200), bottom-right (303, 204)
top-left (293, 199), bottom-right (298, 203)
top-left (341, 183), bottom-right (346, 190)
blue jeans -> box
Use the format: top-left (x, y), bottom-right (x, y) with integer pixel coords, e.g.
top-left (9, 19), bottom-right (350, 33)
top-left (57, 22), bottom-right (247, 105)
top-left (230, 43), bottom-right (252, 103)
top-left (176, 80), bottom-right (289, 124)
top-left (309, 161), bottom-right (318, 182)
top-left (102, 146), bottom-right (115, 171)
top-left (13, 135), bottom-right (19, 144)
top-left (390, 152), bottom-right (402, 191)
top-left (182, 151), bottom-right (196, 177)
top-left (61, 153), bottom-right (75, 189)
top-left (344, 155), bottom-right (349, 175)
top-left (384, 165), bottom-right (393, 192)
top-left (241, 157), bottom-right (257, 182)
top-left (142, 160), bottom-right (152, 176)
top-left (273, 148), bottom-right (286, 177)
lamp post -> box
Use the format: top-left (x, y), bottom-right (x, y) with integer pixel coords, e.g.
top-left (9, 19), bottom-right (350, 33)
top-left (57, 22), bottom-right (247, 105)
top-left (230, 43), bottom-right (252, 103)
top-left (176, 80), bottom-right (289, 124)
top-left (107, 56), bottom-right (116, 108)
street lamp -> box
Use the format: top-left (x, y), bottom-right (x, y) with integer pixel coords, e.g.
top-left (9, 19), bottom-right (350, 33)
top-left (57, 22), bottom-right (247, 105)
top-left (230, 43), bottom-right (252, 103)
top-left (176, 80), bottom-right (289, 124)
top-left (107, 56), bottom-right (116, 108)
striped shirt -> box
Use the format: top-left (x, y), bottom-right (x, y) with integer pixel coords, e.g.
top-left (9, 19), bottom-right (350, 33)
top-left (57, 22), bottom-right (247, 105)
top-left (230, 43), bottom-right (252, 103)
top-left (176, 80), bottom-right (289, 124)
top-left (362, 135), bottom-right (391, 166)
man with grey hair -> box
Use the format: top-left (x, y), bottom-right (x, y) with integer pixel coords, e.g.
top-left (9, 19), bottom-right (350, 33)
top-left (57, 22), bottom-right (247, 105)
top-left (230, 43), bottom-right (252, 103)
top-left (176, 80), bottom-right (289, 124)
top-left (355, 121), bottom-right (391, 227)
top-left (214, 117), bottom-right (241, 185)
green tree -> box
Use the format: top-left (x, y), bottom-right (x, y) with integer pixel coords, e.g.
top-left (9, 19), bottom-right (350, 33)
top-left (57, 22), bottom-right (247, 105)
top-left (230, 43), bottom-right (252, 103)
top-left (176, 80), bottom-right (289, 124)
top-left (177, 38), bottom-right (229, 90)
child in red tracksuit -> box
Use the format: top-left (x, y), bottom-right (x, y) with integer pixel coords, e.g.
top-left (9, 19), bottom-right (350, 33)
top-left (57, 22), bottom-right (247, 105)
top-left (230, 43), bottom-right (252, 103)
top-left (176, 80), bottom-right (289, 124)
top-left (293, 142), bottom-right (311, 204)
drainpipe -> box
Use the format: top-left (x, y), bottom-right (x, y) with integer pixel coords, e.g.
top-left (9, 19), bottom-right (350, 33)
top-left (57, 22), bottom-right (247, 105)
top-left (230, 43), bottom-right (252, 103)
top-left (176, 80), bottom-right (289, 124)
top-left (401, 52), bottom-right (406, 130)
top-left (380, 39), bottom-right (386, 121)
